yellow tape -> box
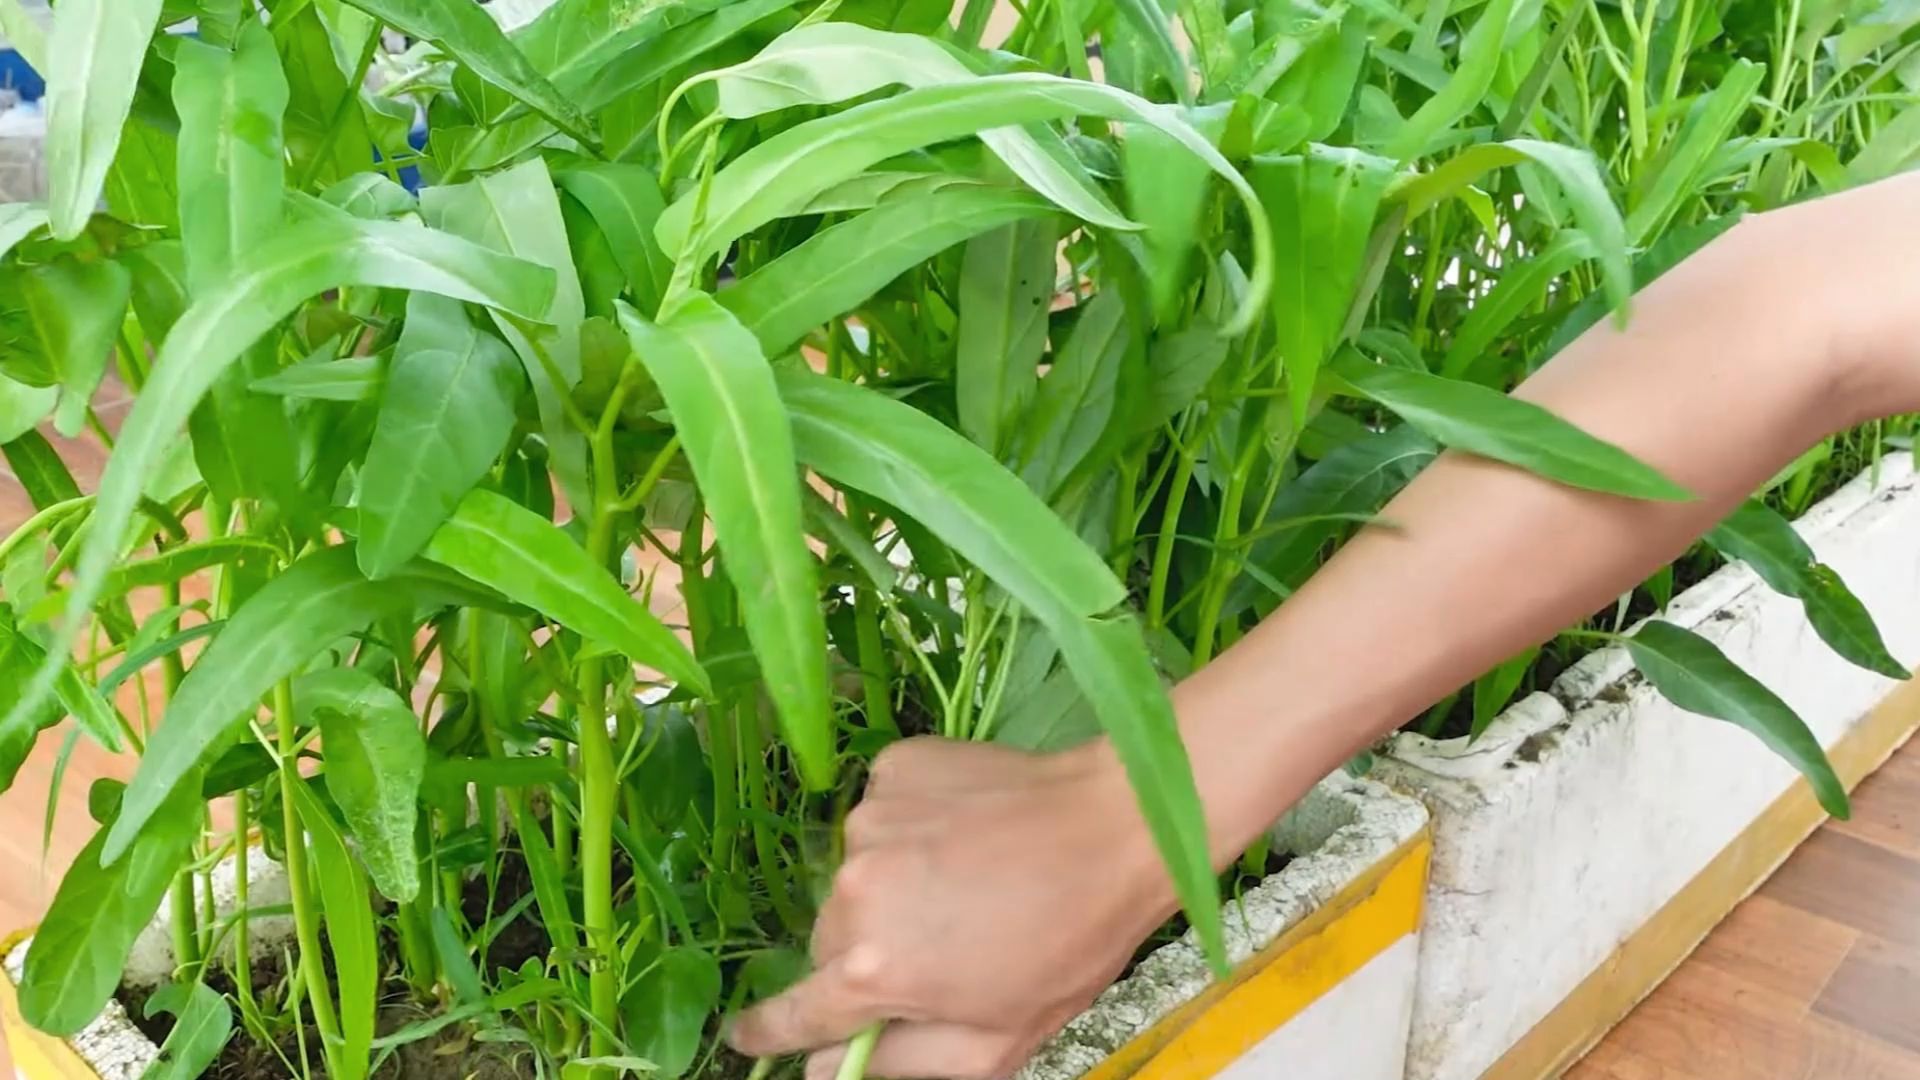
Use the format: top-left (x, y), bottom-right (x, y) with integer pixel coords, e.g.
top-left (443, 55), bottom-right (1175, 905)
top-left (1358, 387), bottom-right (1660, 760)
top-left (1085, 832), bottom-right (1431, 1080)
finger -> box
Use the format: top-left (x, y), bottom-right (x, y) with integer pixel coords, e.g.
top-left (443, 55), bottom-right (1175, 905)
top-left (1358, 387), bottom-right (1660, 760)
top-left (728, 959), bottom-right (889, 1058)
top-left (806, 1022), bottom-right (1020, 1080)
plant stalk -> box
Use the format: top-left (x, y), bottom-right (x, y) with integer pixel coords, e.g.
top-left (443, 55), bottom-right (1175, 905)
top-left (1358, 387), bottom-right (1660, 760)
top-left (275, 679), bottom-right (343, 1051)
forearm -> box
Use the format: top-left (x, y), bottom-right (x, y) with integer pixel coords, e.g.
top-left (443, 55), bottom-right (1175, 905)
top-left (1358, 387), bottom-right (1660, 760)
top-left (1166, 173), bottom-right (1920, 871)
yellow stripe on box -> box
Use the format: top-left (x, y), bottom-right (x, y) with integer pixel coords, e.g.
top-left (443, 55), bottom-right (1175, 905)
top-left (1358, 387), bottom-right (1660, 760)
top-left (1085, 830), bottom-right (1431, 1080)
top-left (0, 929), bottom-right (102, 1080)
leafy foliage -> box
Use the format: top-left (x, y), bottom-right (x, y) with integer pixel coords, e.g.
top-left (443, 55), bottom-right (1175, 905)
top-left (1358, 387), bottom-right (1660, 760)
top-left (1, 0), bottom-right (1912, 1074)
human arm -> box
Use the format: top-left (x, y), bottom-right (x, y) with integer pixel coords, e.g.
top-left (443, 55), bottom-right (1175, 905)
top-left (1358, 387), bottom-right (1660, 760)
top-left (730, 172), bottom-right (1920, 1079)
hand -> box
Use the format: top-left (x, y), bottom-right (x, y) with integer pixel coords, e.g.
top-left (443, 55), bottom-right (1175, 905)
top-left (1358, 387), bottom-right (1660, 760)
top-left (727, 737), bottom-right (1175, 1079)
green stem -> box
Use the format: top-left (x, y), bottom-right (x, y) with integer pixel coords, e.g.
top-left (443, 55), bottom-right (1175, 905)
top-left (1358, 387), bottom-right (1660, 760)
top-left (1145, 437), bottom-right (1200, 628)
top-left (837, 1024), bottom-right (884, 1080)
top-left (169, 870), bottom-right (201, 977)
top-left (852, 587), bottom-right (896, 736)
top-left (1190, 438), bottom-right (1261, 666)
top-left (740, 701), bottom-right (805, 935)
top-left (232, 791), bottom-right (256, 1012)
top-left (275, 680), bottom-right (342, 1050)
top-left (708, 698), bottom-right (741, 876)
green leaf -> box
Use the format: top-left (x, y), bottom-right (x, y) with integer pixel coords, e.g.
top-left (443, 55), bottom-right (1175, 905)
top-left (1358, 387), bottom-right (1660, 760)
top-left (340, 0), bottom-right (595, 144)
top-left (0, 611), bottom-right (69, 794)
top-left (618, 296), bottom-right (831, 789)
top-left (1541, 211), bottom-right (1744, 367)
top-left (422, 158), bottom-right (592, 518)
top-left (1253, 146), bottom-right (1396, 426)
top-left (251, 353), bottom-right (386, 402)
top-left (173, 21), bottom-right (305, 518)
top-left (620, 947), bottom-right (722, 1078)
top-left (513, 0), bottom-right (731, 96)
top-left (0, 0), bottom-right (46, 72)
top-left (1107, 0), bottom-right (1191, 104)
top-left (33, 538), bottom-right (277, 623)
top-left (1441, 229), bottom-right (1596, 381)
top-left (423, 489), bottom-right (710, 695)
top-left (1848, 102), bottom-right (1920, 183)
top-left (172, 22), bottom-right (291, 292)
top-left (682, 23), bottom-right (1135, 232)
top-left (1626, 60), bottom-right (1765, 246)
top-left (1706, 500), bottom-right (1908, 680)
top-left (1330, 353), bottom-right (1690, 501)
top-left (359, 294), bottom-right (525, 579)
top-left (0, 204), bottom-right (48, 264)
top-left (140, 981), bottom-right (234, 1080)
top-left (777, 369), bottom-right (1222, 969)
top-left (0, 257), bottom-right (133, 437)
top-left (1471, 647), bottom-right (1537, 741)
top-left (655, 72), bottom-right (1273, 336)
top-left (1626, 620), bottom-right (1850, 819)
top-left (319, 174), bottom-right (418, 220)
top-left (1015, 290), bottom-right (1131, 498)
top-left (9, 213), bottom-right (555, 750)
top-left (0, 429), bottom-right (82, 510)
top-left (1136, 322), bottom-right (1230, 436)
top-left (574, 0), bottom-right (807, 124)
top-left (1124, 124), bottom-right (1210, 320)
top-left (307, 669), bottom-right (426, 902)
top-left (1385, 0), bottom-right (1516, 160)
top-left (288, 777), bottom-right (377, 1080)
top-left (271, 2), bottom-right (375, 187)
top-left (1231, 424), bottom-right (1437, 614)
top-left (956, 219), bottom-right (1060, 456)
top-left (554, 164), bottom-right (674, 319)
top-left (102, 546), bottom-right (423, 865)
top-left (43, 0), bottom-right (165, 239)
top-left (20, 771), bottom-right (201, 1035)
top-left (1389, 139), bottom-right (1631, 315)
top-left (0, 378), bottom-right (58, 445)
top-left (720, 183), bottom-right (1056, 357)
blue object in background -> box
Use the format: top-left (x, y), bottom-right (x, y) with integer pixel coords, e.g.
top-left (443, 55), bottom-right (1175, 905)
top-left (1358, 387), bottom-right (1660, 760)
top-left (0, 49), bottom-right (45, 103)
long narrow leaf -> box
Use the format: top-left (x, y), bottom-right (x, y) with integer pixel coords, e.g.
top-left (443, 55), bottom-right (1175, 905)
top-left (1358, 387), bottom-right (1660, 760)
top-left (719, 184), bottom-right (1056, 356)
top-left (1627, 621), bottom-right (1850, 818)
top-left (655, 73), bottom-right (1274, 335)
top-left (1331, 353), bottom-right (1689, 500)
top-left (618, 296), bottom-right (833, 789)
top-left (359, 294), bottom-right (525, 578)
top-left (1706, 500), bottom-right (1908, 679)
top-left (43, 0), bottom-right (164, 239)
top-left (776, 369), bottom-right (1222, 969)
top-left (423, 489), bottom-right (709, 695)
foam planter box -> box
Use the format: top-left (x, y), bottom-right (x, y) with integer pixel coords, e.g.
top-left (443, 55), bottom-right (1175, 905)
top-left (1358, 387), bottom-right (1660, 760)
top-left (1376, 456), bottom-right (1920, 1080)
top-left (0, 852), bottom-right (292, 1080)
top-left (1020, 774), bottom-right (1430, 1080)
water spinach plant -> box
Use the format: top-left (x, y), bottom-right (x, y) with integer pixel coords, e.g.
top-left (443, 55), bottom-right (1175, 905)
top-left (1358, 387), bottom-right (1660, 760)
top-left (0, 0), bottom-right (1915, 1075)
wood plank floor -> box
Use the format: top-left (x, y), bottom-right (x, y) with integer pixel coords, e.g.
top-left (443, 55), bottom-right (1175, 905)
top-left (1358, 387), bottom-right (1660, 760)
top-left (1568, 734), bottom-right (1920, 1080)
top-left (1, 407), bottom-right (1915, 1075)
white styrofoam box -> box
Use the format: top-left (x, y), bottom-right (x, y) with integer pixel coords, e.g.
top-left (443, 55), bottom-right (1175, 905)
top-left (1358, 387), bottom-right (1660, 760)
top-left (1020, 774), bottom-right (1429, 1080)
top-left (1377, 455), bottom-right (1920, 1080)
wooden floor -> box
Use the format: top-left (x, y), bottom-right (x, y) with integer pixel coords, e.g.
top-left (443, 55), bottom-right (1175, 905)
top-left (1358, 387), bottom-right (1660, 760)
top-left (1569, 734), bottom-right (1920, 1080)
top-left (1, 411), bottom-right (1916, 1075)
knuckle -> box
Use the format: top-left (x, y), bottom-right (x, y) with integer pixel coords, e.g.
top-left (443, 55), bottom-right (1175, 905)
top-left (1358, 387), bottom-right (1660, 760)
top-left (842, 801), bottom-right (886, 849)
top-left (840, 941), bottom-right (893, 996)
